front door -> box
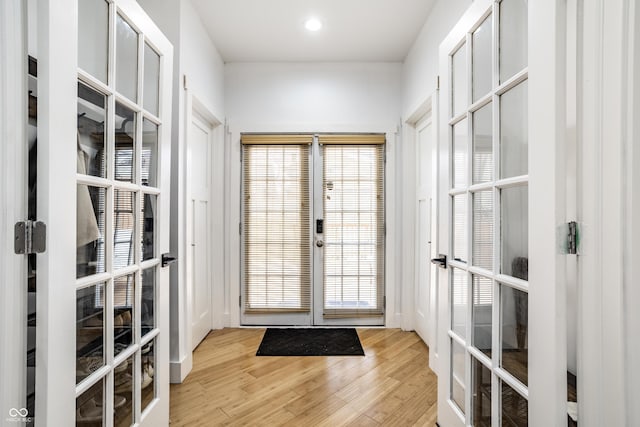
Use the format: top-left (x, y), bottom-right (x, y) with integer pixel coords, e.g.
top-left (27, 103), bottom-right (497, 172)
top-left (32, 0), bottom-right (173, 424)
top-left (240, 134), bottom-right (386, 326)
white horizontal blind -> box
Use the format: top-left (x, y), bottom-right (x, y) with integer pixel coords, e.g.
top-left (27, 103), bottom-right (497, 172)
top-left (242, 136), bottom-right (311, 313)
top-left (320, 136), bottom-right (385, 318)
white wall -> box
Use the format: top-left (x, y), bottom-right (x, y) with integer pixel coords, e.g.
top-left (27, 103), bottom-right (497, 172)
top-left (402, 0), bottom-right (471, 119)
top-left (137, 0), bottom-right (225, 383)
top-left (224, 61), bottom-right (404, 327)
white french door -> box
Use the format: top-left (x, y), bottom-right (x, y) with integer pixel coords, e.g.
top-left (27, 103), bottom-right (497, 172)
top-left (30, 0), bottom-right (173, 425)
top-left (240, 134), bottom-right (385, 326)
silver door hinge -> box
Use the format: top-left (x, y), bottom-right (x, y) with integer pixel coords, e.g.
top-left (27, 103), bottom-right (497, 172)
top-left (239, 295), bottom-right (242, 307)
top-left (14, 220), bottom-right (46, 254)
top-left (567, 221), bottom-right (579, 255)
top-left (183, 74), bottom-right (188, 90)
top-left (437, 75), bottom-right (440, 90)
top-left (239, 222), bottom-right (242, 235)
top-left (383, 296), bottom-right (386, 309)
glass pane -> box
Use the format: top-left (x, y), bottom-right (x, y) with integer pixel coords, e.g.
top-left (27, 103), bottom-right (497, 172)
top-left (144, 44), bottom-right (160, 116)
top-left (500, 0), bottom-right (528, 83)
top-left (116, 14), bottom-right (139, 101)
top-left (141, 268), bottom-right (156, 337)
top-left (473, 191), bottom-right (493, 270)
top-left (451, 268), bottom-right (467, 338)
top-left (114, 274), bottom-right (134, 356)
top-left (76, 376), bottom-right (104, 425)
top-left (114, 190), bottom-right (136, 270)
top-left (78, 83), bottom-right (106, 178)
top-left (501, 284), bottom-right (528, 386)
top-left (141, 194), bottom-right (156, 261)
top-left (453, 195), bottom-right (467, 263)
top-left (501, 380), bottom-right (528, 426)
top-left (500, 81), bottom-right (528, 178)
top-left (78, 0), bottom-right (108, 82)
top-left (472, 358), bottom-right (492, 427)
top-left (77, 186), bottom-right (106, 278)
top-left (141, 339), bottom-right (156, 412)
top-left (115, 103), bottom-right (136, 183)
top-left (473, 15), bottom-right (493, 102)
top-left (114, 355), bottom-right (134, 427)
top-left (451, 339), bottom-right (466, 414)
top-left (452, 43), bottom-right (467, 117)
top-left (500, 186), bottom-right (528, 277)
top-left (453, 119), bottom-right (468, 189)
top-left (142, 119), bottom-right (158, 187)
top-left (76, 284), bottom-right (105, 384)
top-left (472, 275), bottom-right (493, 357)
top-left (473, 102), bottom-right (493, 183)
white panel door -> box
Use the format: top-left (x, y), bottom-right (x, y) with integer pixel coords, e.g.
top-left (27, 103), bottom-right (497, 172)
top-left (33, 0), bottom-right (173, 424)
top-left (189, 115), bottom-right (213, 349)
top-left (414, 118), bottom-right (433, 344)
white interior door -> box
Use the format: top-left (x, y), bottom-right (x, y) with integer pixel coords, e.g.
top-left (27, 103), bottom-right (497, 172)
top-left (414, 118), bottom-right (433, 344)
top-left (436, 0), bottom-right (552, 425)
top-left (33, 0), bottom-right (173, 424)
top-left (189, 114), bottom-right (213, 349)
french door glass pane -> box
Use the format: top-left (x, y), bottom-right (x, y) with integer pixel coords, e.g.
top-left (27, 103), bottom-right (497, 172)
top-left (78, 83), bottom-right (106, 178)
top-left (453, 194), bottom-right (467, 263)
top-left (115, 103), bottom-right (136, 183)
top-left (114, 273), bottom-right (134, 356)
top-left (501, 380), bottom-right (528, 426)
top-left (78, 0), bottom-right (108, 83)
top-left (499, 0), bottom-right (528, 83)
top-left (141, 267), bottom-right (156, 337)
top-left (500, 81), bottom-right (528, 178)
top-left (114, 354), bottom-right (134, 427)
top-left (141, 194), bottom-right (156, 261)
top-left (473, 15), bottom-right (493, 102)
top-left (473, 102), bottom-right (493, 184)
top-left (453, 119), bottom-right (468, 188)
top-left (243, 145), bottom-right (311, 312)
top-left (143, 44), bottom-right (160, 116)
top-left (323, 145), bottom-right (384, 317)
top-left (141, 339), bottom-right (156, 412)
top-left (142, 119), bottom-right (158, 187)
top-left (116, 14), bottom-right (139, 102)
top-left (451, 339), bottom-right (466, 414)
top-left (114, 190), bottom-right (136, 270)
top-left (76, 283), bottom-right (105, 384)
top-left (451, 268), bottom-right (467, 338)
top-left (76, 376), bottom-right (105, 425)
top-left (473, 191), bottom-right (493, 270)
top-left (501, 284), bottom-right (528, 386)
top-left (77, 185), bottom-right (106, 278)
top-left (472, 275), bottom-right (493, 357)
top-left (472, 357), bottom-right (492, 426)
top-left (500, 185), bottom-right (528, 278)
top-left (452, 43), bottom-right (468, 117)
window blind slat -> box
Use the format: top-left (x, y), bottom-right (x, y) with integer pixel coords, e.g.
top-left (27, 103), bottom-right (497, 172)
top-left (318, 134), bottom-right (385, 145)
top-left (323, 144), bottom-right (385, 318)
top-left (243, 143), bottom-right (311, 313)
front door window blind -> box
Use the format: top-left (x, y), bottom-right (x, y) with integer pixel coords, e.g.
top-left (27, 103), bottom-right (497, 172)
top-left (242, 135), bottom-right (312, 313)
top-left (320, 135), bottom-right (385, 318)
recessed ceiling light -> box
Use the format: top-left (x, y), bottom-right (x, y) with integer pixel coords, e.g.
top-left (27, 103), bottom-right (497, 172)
top-left (305, 18), bottom-right (322, 32)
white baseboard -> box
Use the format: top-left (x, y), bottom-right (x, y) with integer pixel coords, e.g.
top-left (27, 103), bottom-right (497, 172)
top-left (169, 353), bottom-right (193, 384)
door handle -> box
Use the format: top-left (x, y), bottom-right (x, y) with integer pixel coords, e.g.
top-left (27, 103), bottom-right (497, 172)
top-left (430, 254), bottom-right (447, 268)
top-left (316, 240), bottom-right (324, 248)
top-left (161, 253), bottom-right (177, 267)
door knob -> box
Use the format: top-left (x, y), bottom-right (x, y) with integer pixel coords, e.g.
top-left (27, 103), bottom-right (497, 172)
top-left (316, 240), bottom-right (324, 248)
top-left (430, 254), bottom-right (447, 268)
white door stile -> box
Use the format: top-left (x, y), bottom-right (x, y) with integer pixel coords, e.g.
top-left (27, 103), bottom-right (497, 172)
top-left (0, 0), bottom-right (29, 420)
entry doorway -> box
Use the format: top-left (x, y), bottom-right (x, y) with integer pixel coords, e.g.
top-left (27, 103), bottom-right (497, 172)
top-left (240, 134), bottom-right (386, 326)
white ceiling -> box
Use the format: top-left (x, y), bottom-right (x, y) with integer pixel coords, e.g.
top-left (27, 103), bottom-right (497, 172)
top-left (190, 0), bottom-right (436, 63)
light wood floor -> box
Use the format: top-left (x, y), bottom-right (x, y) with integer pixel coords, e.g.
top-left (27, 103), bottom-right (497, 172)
top-left (169, 328), bottom-right (438, 426)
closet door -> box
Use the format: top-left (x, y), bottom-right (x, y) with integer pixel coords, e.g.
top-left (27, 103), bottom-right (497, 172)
top-left (35, 0), bottom-right (173, 425)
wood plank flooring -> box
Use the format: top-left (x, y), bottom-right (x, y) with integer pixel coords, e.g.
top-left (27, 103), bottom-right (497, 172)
top-left (169, 328), bottom-right (438, 426)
